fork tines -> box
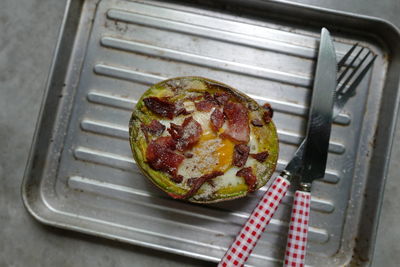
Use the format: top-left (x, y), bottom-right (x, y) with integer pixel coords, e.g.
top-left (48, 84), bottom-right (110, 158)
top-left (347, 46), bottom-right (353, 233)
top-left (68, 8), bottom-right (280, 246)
top-left (336, 43), bottom-right (377, 97)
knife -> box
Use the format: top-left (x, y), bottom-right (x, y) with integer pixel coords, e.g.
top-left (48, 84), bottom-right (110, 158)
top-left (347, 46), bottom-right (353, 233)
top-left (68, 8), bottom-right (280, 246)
top-left (218, 28), bottom-right (337, 267)
top-left (283, 28), bottom-right (337, 267)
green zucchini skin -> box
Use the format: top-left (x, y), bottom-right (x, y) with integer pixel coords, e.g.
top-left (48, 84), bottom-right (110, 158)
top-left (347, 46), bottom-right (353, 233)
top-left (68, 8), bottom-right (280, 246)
top-left (129, 76), bottom-right (279, 203)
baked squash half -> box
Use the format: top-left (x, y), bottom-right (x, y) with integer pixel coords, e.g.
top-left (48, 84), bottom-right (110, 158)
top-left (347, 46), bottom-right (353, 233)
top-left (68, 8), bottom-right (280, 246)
top-left (129, 77), bottom-right (278, 203)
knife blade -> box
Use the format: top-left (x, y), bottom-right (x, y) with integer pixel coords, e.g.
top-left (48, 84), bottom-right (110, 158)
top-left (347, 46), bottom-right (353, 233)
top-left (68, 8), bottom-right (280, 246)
top-left (300, 28), bottom-right (337, 188)
top-left (283, 28), bottom-right (337, 184)
top-left (283, 28), bottom-right (337, 267)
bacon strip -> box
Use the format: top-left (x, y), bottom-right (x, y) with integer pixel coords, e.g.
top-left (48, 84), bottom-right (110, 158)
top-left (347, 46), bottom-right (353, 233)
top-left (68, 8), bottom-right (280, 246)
top-left (169, 171), bottom-right (224, 199)
top-left (146, 136), bottom-right (184, 178)
top-left (143, 97), bottom-right (176, 119)
top-left (204, 92), bottom-right (218, 103)
top-left (168, 116), bottom-right (202, 151)
top-left (168, 123), bottom-right (183, 140)
top-left (221, 101), bottom-right (250, 143)
top-left (233, 144), bottom-right (250, 167)
top-left (236, 167), bottom-right (257, 192)
top-left (195, 100), bottom-right (216, 112)
top-left (194, 92), bottom-right (219, 112)
top-left (141, 120), bottom-right (165, 139)
top-left (210, 109), bottom-right (225, 132)
top-left (250, 151), bottom-right (269, 163)
top-left (214, 91), bottom-right (230, 105)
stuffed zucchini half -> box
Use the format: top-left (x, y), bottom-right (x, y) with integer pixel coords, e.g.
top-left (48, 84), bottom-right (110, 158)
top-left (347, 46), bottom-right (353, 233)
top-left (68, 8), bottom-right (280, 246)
top-left (129, 77), bottom-right (278, 203)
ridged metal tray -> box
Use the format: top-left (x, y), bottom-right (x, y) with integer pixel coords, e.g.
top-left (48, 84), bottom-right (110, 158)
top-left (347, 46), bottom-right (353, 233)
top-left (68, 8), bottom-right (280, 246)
top-left (22, 0), bottom-right (400, 265)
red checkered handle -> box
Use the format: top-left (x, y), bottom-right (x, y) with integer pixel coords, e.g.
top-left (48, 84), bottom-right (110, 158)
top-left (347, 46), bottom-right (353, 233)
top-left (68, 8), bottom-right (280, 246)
top-left (218, 176), bottom-right (290, 267)
top-left (284, 190), bottom-right (311, 267)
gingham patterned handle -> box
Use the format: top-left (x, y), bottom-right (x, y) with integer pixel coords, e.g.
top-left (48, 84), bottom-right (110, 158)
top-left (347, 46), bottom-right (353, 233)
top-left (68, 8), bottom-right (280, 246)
top-left (284, 190), bottom-right (311, 267)
top-left (219, 176), bottom-right (290, 267)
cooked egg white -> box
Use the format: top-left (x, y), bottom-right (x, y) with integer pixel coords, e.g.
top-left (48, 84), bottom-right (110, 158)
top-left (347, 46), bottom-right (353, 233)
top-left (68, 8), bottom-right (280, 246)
top-left (158, 101), bottom-right (260, 197)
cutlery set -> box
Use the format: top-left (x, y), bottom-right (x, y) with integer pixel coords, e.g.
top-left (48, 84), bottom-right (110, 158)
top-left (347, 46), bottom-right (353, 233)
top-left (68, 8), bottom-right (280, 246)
top-left (219, 28), bottom-right (376, 267)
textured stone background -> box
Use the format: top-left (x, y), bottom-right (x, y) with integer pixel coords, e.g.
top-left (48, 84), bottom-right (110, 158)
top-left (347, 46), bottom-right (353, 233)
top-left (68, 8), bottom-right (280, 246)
top-left (1, 0), bottom-right (399, 266)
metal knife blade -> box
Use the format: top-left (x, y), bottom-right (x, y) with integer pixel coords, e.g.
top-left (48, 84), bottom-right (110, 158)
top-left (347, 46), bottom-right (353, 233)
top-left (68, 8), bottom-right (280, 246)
top-left (300, 28), bottom-right (337, 186)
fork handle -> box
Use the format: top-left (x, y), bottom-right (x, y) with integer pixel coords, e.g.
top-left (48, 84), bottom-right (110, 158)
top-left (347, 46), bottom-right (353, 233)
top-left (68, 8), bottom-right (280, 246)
top-left (284, 190), bottom-right (311, 267)
top-left (218, 176), bottom-right (290, 267)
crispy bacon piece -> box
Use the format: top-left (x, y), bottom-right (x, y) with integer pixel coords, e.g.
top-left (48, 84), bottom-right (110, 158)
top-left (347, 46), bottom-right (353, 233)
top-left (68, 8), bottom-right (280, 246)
top-left (167, 123), bottom-right (183, 140)
top-left (233, 144), bottom-right (250, 167)
top-left (221, 101), bottom-right (250, 143)
top-left (143, 97), bottom-right (176, 119)
top-left (236, 167), bottom-right (257, 192)
top-left (204, 92), bottom-right (215, 102)
top-left (195, 100), bottom-right (216, 112)
top-left (177, 116), bottom-right (202, 151)
top-left (143, 97), bottom-right (190, 119)
top-left (169, 171), bottom-right (224, 199)
top-left (214, 91), bottom-right (230, 105)
top-left (210, 109), bottom-right (225, 132)
top-left (250, 151), bottom-right (269, 163)
top-left (168, 116), bottom-right (202, 151)
top-left (146, 136), bottom-right (184, 178)
top-left (251, 118), bottom-right (264, 127)
top-left (195, 92), bottom-right (219, 112)
top-left (147, 136), bottom-right (176, 151)
top-left (141, 120), bottom-right (165, 139)
top-left (262, 103), bottom-right (274, 124)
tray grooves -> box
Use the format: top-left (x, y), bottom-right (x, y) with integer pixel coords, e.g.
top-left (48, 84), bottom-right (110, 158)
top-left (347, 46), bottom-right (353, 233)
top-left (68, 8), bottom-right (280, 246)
top-left (68, 175), bottom-right (330, 244)
top-left (105, 3), bottom-right (359, 64)
top-left (106, 9), bottom-right (315, 59)
top-left (87, 90), bottom-right (137, 110)
top-left (100, 36), bottom-right (311, 87)
top-left (74, 146), bottom-right (136, 172)
top-left (113, 0), bottom-right (318, 48)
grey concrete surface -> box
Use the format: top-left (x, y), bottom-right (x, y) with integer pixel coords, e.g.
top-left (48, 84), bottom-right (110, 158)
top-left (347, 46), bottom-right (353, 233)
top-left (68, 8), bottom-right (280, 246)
top-left (0, 0), bottom-right (399, 266)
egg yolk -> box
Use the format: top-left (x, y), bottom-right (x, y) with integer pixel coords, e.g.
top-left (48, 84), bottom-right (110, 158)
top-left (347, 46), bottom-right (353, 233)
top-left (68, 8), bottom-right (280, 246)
top-left (193, 132), bottom-right (234, 174)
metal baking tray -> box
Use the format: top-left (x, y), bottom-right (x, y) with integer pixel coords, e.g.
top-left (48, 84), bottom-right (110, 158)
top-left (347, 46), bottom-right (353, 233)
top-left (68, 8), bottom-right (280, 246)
top-left (22, 0), bottom-right (400, 265)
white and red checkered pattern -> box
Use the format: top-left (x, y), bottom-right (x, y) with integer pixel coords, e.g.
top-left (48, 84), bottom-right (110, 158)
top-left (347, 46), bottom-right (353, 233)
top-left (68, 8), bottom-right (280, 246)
top-left (284, 190), bottom-right (311, 267)
top-left (218, 176), bottom-right (290, 267)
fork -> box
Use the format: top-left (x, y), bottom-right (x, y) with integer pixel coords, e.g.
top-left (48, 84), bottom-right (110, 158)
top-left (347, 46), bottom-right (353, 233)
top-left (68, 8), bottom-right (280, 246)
top-left (218, 43), bottom-right (376, 267)
top-left (334, 44), bottom-right (377, 116)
